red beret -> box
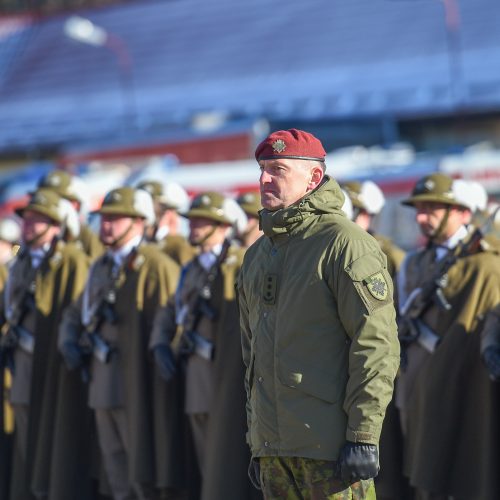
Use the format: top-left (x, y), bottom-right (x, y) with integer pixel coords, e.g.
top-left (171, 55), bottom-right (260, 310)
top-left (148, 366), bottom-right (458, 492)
top-left (255, 128), bottom-right (326, 162)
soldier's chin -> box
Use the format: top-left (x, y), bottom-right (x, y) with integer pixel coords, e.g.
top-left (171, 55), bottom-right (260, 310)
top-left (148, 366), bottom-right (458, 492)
top-left (419, 226), bottom-right (434, 238)
top-left (261, 193), bottom-right (281, 211)
top-left (189, 235), bottom-right (202, 246)
top-left (100, 234), bottom-right (114, 245)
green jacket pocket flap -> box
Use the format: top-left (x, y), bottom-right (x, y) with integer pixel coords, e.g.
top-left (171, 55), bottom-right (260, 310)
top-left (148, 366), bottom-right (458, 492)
top-left (345, 252), bottom-right (386, 282)
top-left (278, 366), bottom-right (345, 404)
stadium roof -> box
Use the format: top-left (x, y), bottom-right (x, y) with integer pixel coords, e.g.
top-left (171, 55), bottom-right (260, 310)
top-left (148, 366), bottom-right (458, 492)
top-left (0, 0), bottom-right (499, 152)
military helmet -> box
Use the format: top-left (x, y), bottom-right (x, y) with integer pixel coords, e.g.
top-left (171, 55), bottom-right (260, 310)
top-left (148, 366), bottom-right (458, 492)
top-left (15, 188), bottom-right (66, 224)
top-left (452, 179), bottom-right (488, 213)
top-left (236, 191), bottom-right (262, 218)
top-left (37, 170), bottom-right (84, 204)
top-left (59, 199), bottom-right (81, 238)
top-left (97, 187), bottom-right (156, 225)
top-left (224, 198), bottom-right (248, 235)
top-left (340, 189), bottom-right (353, 220)
top-left (185, 191), bottom-right (233, 225)
top-left (402, 173), bottom-right (469, 208)
top-left (342, 180), bottom-right (385, 215)
top-left (137, 180), bottom-right (189, 212)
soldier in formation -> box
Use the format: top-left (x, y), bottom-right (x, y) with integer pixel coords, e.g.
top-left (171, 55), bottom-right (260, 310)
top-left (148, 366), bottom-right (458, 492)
top-left (36, 169), bottom-right (104, 259)
top-left (0, 217), bottom-right (21, 500)
top-left (151, 191), bottom-right (261, 500)
top-left (137, 180), bottom-right (196, 266)
top-left (396, 172), bottom-right (500, 500)
top-left (59, 187), bottom-right (180, 500)
top-left (1, 189), bottom-right (90, 500)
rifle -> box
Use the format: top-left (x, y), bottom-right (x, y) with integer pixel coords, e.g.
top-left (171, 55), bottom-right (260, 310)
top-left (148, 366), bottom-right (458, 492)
top-left (177, 238), bottom-right (231, 361)
top-left (480, 310), bottom-right (500, 382)
top-left (79, 257), bottom-right (120, 382)
top-left (0, 252), bottom-right (37, 372)
top-left (399, 210), bottom-right (498, 362)
top-left (80, 297), bottom-right (116, 363)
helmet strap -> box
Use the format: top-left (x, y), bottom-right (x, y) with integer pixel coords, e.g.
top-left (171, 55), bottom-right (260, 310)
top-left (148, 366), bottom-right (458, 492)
top-left (24, 224), bottom-right (52, 248)
top-left (106, 219), bottom-right (135, 248)
top-left (429, 206), bottom-right (451, 242)
top-left (190, 223), bottom-right (219, 247)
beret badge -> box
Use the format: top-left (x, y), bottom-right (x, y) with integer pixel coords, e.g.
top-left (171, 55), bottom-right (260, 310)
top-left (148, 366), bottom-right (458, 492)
top-left (272, 139), bottom-right (286, 154)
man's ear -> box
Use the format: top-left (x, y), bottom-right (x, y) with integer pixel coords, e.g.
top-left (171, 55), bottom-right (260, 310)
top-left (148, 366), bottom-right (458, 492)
top-left (308, 165), bottom-right (324, 190)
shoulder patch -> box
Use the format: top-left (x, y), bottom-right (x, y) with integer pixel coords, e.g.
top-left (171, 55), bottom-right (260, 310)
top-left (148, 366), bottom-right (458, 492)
top-left (365, 272), bottom-right (388, 301)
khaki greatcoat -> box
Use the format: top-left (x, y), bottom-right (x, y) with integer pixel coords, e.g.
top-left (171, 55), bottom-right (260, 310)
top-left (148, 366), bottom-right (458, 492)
top-left (397, 238), bottom-right (500, 499)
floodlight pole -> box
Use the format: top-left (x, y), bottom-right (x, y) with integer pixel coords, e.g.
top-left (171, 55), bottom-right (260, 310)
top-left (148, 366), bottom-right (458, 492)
top-left (64, 16), bottom-right (138, 129)
top-left (440, 0), bottom-right (465, 106)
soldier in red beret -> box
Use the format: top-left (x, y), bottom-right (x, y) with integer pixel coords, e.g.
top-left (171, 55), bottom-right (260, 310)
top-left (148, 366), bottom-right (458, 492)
top-left (238, 129), bottom-right (400, 499)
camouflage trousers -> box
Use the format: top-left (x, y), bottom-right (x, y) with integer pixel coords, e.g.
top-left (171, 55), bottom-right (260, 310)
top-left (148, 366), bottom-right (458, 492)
top-left (259, 456), bottom-right (376, 500)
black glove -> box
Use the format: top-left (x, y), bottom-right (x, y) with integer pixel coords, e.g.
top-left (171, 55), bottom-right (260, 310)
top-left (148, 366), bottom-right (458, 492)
top-left (482, 346), bottom-right (500, 382)
top-left (247, 458), bottom-right (261, 490)
top-left (153, 345), bottom-right (177, 382)
top-left (0, 331), bottom-right (17, 374)
top-left (61, 342), bottom-right (84, 371)
top-left (337, 441), bottom-right (379, 484)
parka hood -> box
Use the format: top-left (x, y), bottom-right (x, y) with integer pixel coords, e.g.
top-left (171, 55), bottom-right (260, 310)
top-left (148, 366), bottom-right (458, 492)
top-left (259, 175), bottom-right (346, 237)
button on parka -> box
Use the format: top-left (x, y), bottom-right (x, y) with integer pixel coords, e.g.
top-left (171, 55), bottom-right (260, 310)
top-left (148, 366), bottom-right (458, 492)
top-left (237, 176), bottom-right (399, 461)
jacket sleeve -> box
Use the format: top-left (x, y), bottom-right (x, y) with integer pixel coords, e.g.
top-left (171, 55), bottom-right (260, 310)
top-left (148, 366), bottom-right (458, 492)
top-left (335, 240), bottom-right (400, 445)
top-left (236, 266), bottom-right (253, 444)
top-left (149, 302), bottom-right (177, 350)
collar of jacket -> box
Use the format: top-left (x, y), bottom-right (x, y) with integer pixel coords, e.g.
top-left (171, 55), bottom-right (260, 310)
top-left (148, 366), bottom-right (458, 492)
top-left (259, 176), bottom-right (345, 238)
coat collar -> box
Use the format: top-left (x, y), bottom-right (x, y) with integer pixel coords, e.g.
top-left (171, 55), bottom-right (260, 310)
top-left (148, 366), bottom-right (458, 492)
top-left (259, 176), bottom-right (345, 238)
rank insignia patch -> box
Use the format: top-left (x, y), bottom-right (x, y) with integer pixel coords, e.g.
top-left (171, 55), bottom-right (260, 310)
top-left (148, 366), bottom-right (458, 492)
top-left (272, 139), bottom-right (286, 153)
top-left (365, 272), bottom-right (388, 301)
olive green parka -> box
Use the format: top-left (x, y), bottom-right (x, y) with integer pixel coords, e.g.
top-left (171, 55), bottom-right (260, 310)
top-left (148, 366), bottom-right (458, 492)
top-left (237, 176), bottom-right (400, 461)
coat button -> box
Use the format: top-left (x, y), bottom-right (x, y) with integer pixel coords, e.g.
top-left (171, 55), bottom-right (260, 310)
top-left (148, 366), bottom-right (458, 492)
top-left (258, 376), bottom-right (263, 383)
top-left (263, 312), bottom-right (268, 318)
top-left (264, 441), bottom-right (269, 447)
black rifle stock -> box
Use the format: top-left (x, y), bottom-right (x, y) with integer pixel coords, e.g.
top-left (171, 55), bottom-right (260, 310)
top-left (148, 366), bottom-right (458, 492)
top-left (178, 238), bottom-right (231, 361)
top-left (80, 291), bottom-right (117, 383)
top-left (0, 250), bottom-right (37, 372)
top-left (79, 259), bottom-right (123, 382)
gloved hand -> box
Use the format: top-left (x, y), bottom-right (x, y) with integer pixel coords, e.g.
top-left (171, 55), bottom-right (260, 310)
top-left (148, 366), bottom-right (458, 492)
top-left (247, 458), bottom-right (261, 490)
top-left (153, 345), bottom-right (177, 382)
top-left (61, 342), bottom-right (84, 371)
top-left (482, 346), bottom-right (500, 382)
top-left (337, 441), bottom-right (379, 484)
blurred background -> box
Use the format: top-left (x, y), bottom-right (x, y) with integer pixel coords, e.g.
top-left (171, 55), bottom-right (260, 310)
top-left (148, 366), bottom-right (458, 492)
top-left (0, 0), bottom-right (499, 249)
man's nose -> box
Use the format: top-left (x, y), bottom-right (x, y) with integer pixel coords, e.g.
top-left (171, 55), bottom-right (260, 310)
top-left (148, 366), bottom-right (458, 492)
top-left (415, 211), bottom-right (428, 223)
top-left (260, 170), bottom-right (272, 184)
